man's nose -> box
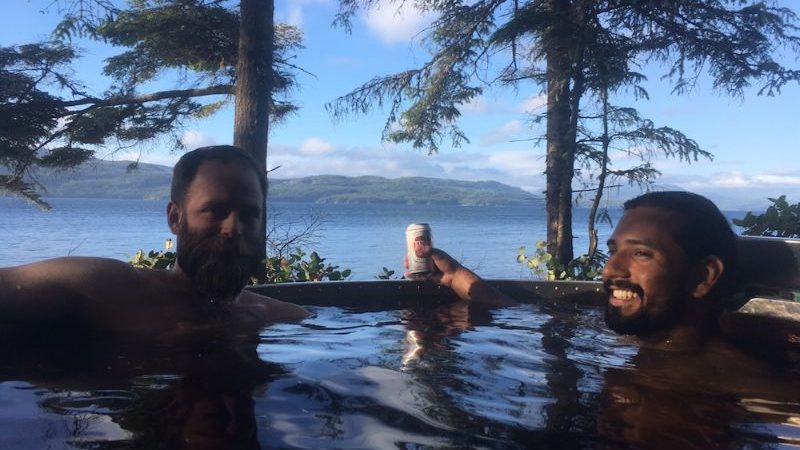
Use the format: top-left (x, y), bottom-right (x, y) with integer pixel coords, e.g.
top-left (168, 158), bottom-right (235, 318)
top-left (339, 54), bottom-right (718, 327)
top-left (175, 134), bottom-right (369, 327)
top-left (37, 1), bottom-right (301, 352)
top-left (219, 212), bottom-right (242, 238)
top-left (602, 252), bottom-right (628, 280)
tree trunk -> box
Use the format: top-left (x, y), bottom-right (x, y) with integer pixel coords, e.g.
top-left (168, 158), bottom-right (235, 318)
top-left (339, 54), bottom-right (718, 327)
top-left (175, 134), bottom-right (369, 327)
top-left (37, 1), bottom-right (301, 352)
top-left (544, 0), bottom-right (575, 268)
top-left (234, 0), bottom-right (273, 280)
top-left (588, 82), bottom-right (610, 261)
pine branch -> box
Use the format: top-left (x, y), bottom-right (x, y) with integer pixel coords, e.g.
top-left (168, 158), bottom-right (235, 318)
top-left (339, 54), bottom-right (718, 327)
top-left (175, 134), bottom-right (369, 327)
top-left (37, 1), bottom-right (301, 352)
top-left (55, 85), bottom-right (235, 112)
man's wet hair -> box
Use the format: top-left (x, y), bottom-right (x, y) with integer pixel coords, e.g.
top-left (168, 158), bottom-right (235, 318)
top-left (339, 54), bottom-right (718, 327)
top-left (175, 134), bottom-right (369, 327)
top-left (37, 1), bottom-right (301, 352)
top-left (624, 191), bottom-right (738, 299)
top-left (171, 145), bottom-right (267, 204)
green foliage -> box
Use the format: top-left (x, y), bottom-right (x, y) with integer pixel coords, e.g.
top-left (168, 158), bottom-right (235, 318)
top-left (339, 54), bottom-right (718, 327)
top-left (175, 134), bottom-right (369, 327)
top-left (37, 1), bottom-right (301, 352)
top-left (130, 248), bottom-right (177, 270)
top-left (82, 0), bottom-right (302, 124)
top-left (375, 267), bottom-right (397, 280)
top-left (264, 249), bottom-right (352, 283)
top-left (0, 43), bottom-right (95, 209)
top-left (130, 244), bottom-right (353, 284)
top-left (517, 241), bottom-right (607, 281)
top-left (331, 0), bottom-right (800, 266)
top-left (4, 1), bottom-right (305, 208)
top-left (575, 107), bottom-right (712, 187)
top-left (332, 0), bottom-right (800, 152)
top-left (130, 238), bottom-right (176, 269)
top-left (733, 196), bottom-right (800, 238)
top-left (96, 2), bottom-right (240, 81)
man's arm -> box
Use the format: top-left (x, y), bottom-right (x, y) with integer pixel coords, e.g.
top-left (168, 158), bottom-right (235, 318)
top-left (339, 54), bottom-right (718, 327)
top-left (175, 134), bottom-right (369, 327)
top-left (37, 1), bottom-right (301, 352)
top-left (421, 249), bottom-right (519, 308)
top-left (236, 289), bottom-right (311, 323)
top-left (0, 257), bottom-right (141, 325)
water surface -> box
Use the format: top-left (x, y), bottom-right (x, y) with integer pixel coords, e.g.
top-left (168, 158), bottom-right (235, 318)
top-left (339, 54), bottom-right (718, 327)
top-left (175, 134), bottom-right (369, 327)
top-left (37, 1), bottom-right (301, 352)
top-left (1, 300), bottom-right (797, 449)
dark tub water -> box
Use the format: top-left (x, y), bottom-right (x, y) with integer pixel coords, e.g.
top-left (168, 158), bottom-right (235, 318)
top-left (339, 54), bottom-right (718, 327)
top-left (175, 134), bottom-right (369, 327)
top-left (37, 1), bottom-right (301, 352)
top-left (1, 301), bottom-right (799, 449)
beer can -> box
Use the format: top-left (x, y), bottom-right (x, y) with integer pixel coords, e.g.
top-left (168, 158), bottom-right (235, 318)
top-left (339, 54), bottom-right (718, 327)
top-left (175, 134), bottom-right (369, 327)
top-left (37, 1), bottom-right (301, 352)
top-left (406, 223), bottom-right (432, 275)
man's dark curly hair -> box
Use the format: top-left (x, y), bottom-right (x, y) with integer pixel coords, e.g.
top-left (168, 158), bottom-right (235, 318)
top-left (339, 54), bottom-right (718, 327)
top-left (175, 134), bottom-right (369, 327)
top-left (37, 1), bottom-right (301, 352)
top-left (624, 191), bottom-right (738, 299)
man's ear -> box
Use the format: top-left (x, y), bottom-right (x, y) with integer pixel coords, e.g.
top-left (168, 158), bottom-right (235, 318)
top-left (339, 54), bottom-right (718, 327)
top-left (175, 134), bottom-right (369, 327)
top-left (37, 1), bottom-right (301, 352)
top-left (691, 256), bottom-right (724, 299)
top-left (167, 201), bottom-right (182, 234)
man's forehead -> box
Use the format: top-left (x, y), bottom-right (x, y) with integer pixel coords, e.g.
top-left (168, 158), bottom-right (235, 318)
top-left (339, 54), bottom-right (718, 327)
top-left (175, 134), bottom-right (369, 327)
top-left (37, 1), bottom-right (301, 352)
top-left (187, 161), bottom-right (264, 201)
top-left (196, 159), bottom-right (256, 176)
top-left (609, 207), bottom-right (682, 246)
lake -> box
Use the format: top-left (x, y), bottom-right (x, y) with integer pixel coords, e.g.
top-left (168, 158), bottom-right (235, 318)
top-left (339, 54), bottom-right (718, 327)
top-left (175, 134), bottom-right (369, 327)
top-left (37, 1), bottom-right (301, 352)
top-left (0, 197), bottom-right (747, 280)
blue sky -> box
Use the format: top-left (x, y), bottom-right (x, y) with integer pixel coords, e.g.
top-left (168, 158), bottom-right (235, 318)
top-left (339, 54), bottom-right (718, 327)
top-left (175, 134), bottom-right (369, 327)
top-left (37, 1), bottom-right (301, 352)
top-left (4, 0), bottom-right (800, 209)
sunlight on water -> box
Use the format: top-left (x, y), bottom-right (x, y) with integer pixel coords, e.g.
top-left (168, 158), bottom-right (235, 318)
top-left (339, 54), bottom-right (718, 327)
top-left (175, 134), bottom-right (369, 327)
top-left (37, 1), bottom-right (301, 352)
top-left (0, 299), bottom-right (797, 449)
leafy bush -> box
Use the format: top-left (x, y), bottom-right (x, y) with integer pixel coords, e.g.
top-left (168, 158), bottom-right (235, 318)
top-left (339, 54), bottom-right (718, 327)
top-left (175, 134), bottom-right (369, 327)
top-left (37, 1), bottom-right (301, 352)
top-left (130, 239), bottom-right (176, 269)
top-left (130, 240), bottom-right (351, 283)
top-left (130, 248), bottom-right (176, 270)
top-left (517, 240), bottom-right (607, 281)
top-left (263, 248), bottom-right (351, 282)
top-left (733, 195), bottom-right (800, 238)
top-left (375, 267), bottom-right (397, 280)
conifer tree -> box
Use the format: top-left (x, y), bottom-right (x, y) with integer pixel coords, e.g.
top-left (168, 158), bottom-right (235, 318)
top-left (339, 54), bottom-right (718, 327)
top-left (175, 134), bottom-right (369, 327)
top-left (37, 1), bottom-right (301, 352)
top-left (2, 0), bottom-right (299, 209)
top-left (330, 0), bottom-right (800, 266)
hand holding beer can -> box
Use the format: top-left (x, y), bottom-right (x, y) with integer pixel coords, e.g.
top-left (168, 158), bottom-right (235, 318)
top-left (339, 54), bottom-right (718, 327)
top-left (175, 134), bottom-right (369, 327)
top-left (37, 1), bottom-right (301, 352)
top-left (406, 223), bottom-right (432, 275)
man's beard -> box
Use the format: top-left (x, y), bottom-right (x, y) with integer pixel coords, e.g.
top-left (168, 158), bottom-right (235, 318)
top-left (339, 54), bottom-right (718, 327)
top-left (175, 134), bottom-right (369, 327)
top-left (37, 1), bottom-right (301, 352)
top-left (603, 280), bottom-right (686, 336)
top-left (176, 223), bottom-right (261, 302)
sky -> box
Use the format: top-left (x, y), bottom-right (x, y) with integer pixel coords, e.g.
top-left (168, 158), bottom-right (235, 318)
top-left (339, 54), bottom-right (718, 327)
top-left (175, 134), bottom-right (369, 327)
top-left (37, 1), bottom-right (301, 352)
top-left (3, 0), bottom-right (800, 210)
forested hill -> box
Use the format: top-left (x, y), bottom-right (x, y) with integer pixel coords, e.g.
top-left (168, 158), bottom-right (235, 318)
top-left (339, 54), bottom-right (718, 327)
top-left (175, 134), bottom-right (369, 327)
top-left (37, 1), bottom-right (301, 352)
top-left (27, 159), bottom-right (542, 206)
top-left (32, 159), bottom-right (173, 200)
top-left (269, 175), bottom-right (541, 205)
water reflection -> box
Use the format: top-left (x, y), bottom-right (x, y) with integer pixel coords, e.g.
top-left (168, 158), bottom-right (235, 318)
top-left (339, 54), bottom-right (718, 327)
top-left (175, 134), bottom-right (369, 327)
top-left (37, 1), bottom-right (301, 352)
top-left (400, 299), bottom-right (476, 366)
top-left (2, 304), bottom-right (799, 449)
top-left (594, 339), bottom-right (800, 449)
top-left (0, 337), bottom-right (279, 449)
top-left (390, 301), bottom-right (800, 448)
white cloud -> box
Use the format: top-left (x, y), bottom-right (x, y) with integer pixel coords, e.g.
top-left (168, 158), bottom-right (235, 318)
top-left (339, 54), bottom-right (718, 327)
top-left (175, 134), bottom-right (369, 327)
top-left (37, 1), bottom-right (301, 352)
top-left (658, 170), bottom-right (800, 209)
top-left (113, 151), bottom-right (182, 167)
top-left (459, 95), bottom-right (492, 114)
top-left (710, 173), bottom-right (750, 188)
top-left (363, 1), bottom-right (436, 44)
top-left (488, 150), bottom-right (545, 174)
top-left (458, 95), bottom-right (514, 115)
top-left (299, 137), bottom-right (335, 156)
top-left (286, 7), bottom-right (304, 27)
top-left (678, 171), bottom-right (800, 190)
top-left (270, 144), bottom-right (440, 178)
top-left (479, 120), bottom-right (526, 146)
top-left (752, 174), bottom-right (800, 185)
top-left (519, 94), bottom-right (546, 114)
top-left (279, 0), bottom-right (329, 28)
top-left (265, 142), bottom-right (546, 195)
top-left (180, 130), bottom-right (216, 150)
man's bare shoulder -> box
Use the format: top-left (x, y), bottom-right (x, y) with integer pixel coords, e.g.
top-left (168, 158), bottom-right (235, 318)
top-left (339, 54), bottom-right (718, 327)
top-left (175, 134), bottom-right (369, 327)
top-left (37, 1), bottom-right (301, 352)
top-left (0, 257), bottom-right (165, 331)
top-left (6, 256), bottom-right (136, 277)
top-left (236, 289), bottom-right (311, 323)
top-left (0, 257), bottom-right (179, 312)
top-left (9, 256), bottom-right (176, 292)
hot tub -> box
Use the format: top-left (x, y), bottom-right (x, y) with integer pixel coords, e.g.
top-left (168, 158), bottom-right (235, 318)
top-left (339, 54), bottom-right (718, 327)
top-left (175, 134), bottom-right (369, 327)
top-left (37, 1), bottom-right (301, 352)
top-left (0, 238), bottom-right (798, 449)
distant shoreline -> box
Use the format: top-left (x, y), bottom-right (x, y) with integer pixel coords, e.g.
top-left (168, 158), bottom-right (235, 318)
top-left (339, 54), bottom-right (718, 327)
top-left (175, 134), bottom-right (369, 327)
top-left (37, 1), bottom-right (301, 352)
top-left (7, 157), bottom-right (783, 210)
top-left (24, 160), bottom-right (544, 207)
top-left (2, 196), bottom-right (540, 208)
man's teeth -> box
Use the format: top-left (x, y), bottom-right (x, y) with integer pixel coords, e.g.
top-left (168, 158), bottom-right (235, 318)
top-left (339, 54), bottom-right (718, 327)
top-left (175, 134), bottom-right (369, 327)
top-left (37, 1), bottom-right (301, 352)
top-left (613, 289), bottom-right (637, 300)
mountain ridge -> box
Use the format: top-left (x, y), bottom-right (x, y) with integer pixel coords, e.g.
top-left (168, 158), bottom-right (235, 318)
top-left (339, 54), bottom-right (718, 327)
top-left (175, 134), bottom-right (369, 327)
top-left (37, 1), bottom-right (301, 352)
top-left (14, 159), bottom-right (779, 210)
top-left (25, 159), bottom-right (543, 206)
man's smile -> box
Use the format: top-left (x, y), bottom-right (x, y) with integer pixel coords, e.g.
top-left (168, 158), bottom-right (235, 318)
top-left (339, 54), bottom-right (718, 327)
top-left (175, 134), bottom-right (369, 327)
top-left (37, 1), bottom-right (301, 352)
top-left (609, 288), bottom-right (641, 307)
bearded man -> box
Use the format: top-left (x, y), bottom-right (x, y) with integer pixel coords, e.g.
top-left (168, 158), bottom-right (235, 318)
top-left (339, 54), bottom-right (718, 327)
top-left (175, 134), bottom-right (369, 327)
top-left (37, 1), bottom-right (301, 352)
top-left (420, 191), bottom-right (738, 350)
top-left (0, 146), bottom-right (308, 340)
top-left (601, 191), bottom-right (737, 349)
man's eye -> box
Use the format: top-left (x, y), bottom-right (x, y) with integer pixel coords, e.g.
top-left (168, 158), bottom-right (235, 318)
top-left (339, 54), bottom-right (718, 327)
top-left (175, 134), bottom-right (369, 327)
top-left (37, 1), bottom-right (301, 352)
top-left (242, 209), bottom-right (261, 221)
top-left (203, 206), bottom-right (226, 218)
top-left (633, 249), bottom-right (652, 259)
